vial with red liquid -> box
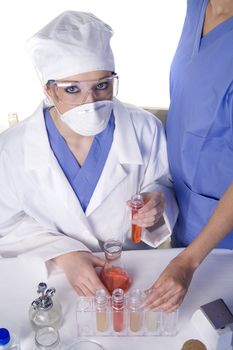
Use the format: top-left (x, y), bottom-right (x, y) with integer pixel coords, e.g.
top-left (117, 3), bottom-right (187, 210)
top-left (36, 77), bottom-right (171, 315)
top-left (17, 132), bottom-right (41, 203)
top-left (100, 240), bottom-right (132, 294)
top-left (112, 288), bottom-right (125, 332)
top-left (131, 194), bottom-right (144, 243)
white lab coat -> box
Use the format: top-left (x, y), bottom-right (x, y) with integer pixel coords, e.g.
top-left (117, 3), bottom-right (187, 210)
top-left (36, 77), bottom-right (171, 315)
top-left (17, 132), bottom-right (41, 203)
top-left (0, 98), bottom-right (178, 261)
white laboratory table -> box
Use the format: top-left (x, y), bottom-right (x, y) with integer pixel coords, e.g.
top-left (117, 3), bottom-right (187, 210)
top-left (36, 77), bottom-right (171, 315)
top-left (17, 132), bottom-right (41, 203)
top-left (1, 248), bottom-right (233, 350)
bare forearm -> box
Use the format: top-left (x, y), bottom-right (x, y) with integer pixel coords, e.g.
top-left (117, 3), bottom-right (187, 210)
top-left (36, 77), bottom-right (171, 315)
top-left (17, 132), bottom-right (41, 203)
top-left (180, 182), bottom-right (233, 268)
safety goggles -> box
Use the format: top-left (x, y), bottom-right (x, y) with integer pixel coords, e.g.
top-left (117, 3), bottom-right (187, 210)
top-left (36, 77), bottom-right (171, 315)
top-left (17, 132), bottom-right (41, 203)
top-left (47, 74), bottom-right (119, 106)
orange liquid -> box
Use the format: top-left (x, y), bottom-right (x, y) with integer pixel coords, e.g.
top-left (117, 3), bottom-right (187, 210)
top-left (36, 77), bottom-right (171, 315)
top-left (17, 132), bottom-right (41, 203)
top-left (132, 208), bottom-right (141, 243)
top-left (113, 309), bottom-right (124, 332)
top-left (100, 267), bottom-right (132, 294)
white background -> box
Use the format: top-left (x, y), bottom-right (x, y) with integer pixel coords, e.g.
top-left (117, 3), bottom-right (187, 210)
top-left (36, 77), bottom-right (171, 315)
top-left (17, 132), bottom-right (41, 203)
top-left (0, 0), bottom-right (186, 131)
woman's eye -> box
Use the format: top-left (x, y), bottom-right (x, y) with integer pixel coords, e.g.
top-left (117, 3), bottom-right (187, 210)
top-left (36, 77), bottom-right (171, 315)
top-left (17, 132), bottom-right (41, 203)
top-left (96, 82), bottom-right (109, 90)
top-left (64, 85), bottom-right (80, 94)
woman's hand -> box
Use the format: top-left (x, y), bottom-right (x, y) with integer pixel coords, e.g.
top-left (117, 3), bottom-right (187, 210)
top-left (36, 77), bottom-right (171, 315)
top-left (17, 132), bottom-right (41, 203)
top-left (128, 191), bottom-right (166, 227)
top-left (53, 251), bottom-right (108, 296)
top-left (143, 254), bottom-right (196, 312)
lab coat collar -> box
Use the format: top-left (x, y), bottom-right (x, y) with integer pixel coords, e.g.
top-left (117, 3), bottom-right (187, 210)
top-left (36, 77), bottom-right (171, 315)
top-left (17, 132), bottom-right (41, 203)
top-left (24, 100), bottom-right (54, 171)
top-left (23, 98), bottom-right (144, 216)
top-left (24, 98), bottom-right (143, 171)
top-left (86, 98), bottom-right (144, 215)
top-left (112, 97), bottom-right (143, 165)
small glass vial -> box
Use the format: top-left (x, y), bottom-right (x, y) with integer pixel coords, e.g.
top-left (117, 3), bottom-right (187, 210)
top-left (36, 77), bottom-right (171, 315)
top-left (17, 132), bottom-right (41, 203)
top-left (29, 282), bottom-right (62, 330)
top-left (128, 289), bottom-right (143, 332)
top-left (95, 289), bottom-right (109, 332)
top-left (0, 328), bottom-right (20, 350)
top-left (131, 194), bottom-right (144, 243)
top-left (8, 113), bottom-right (18, 127)
top-left (112, 288), bottom-right (125, 332)
top-left (145, 309), bottom-right (161, 333)
top-left (100, 240), bottom-right (132, 294)
top-left (34, 327), bottom-right (61, 350)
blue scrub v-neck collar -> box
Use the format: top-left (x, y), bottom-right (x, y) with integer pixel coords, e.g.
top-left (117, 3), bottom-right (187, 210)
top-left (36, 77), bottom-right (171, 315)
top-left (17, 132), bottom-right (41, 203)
top-left (200, 15), bottom-right (233, 50)
top-left (193, 0), bottom-right (208, 55)
top-left (44, 107), bottom-right (115, 212)
top-left (193, 0), bottom-right (233, 54)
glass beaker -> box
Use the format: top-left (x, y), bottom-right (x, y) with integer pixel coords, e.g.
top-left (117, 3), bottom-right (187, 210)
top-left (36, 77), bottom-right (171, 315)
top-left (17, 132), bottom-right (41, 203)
top-left (100, 240), bottom-right (132, 294)
top-left (34, 327), bottom-right (61, 350)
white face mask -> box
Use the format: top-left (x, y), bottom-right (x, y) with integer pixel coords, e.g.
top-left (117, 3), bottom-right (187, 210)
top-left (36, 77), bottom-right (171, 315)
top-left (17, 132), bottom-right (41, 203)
top-left (59, 100), bottom-right (113, 136)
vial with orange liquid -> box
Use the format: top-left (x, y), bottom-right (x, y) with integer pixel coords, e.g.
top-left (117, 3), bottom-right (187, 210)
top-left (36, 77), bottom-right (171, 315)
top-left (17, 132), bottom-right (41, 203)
top-left (112, 288), bottom-right (125, 332)
top-left (131, 194), bottom-right (144, 243)
top-left (100, 240), bottom-right (132, 294)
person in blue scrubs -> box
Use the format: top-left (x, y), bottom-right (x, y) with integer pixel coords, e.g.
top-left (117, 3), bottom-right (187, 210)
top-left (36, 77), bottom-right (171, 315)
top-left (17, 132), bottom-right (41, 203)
top-left (144, 0), bottom-right (233, 312)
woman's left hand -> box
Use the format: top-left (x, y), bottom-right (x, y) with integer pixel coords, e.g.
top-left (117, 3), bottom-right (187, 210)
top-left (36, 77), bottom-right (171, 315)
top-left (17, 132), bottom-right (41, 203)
top-left (128, 191), bottom-right (166, 227)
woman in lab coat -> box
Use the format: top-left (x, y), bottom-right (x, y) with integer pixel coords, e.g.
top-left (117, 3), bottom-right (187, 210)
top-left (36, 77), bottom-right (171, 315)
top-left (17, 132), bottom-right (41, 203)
top-left (144, 0), bottom-right (233, 312)
top-left (0, 11), bottom-right (178, 295)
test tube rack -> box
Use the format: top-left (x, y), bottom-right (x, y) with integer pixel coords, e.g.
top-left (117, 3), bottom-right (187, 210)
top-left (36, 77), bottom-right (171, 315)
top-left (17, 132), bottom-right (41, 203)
top-left (76, 295), bottom-right (179, 337)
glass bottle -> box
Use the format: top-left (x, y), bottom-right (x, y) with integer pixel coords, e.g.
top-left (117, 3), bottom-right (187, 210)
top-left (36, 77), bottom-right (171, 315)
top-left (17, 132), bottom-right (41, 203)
top-left (128, 289), bottom-right (143, 332)
top-left (131, 194), bottom-right (144, 243)
top-left (29, 282), bottom-right (62, 330)
top-left (34, 327), bottom-right (61, 350)
top-left (112, 288), bottom-right (125, 332)
top-left (0, 328), bottom-right (20, 350)
top-left (100, 240), bottom-right (132, 294)
top-left (95, 289), bottom-right (109, 332)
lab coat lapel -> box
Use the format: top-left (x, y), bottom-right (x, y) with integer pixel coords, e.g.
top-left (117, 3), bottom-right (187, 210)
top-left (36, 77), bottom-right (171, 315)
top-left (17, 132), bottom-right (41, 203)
top-left (86, 98), bottom-right (143, 216)
top-left (23, 101), bottom-right (93, 234)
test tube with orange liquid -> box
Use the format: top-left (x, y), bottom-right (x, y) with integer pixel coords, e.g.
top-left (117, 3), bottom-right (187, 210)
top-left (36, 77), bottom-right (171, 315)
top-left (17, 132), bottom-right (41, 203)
top-left (131, 194), bottom-right (144, 243)
top-left (112, 288), bottom-right (125, 332)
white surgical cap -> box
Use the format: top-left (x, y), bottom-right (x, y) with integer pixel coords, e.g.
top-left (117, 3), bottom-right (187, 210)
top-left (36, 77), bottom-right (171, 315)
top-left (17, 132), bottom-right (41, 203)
top-left (27, 11), bottom-right (115, 85)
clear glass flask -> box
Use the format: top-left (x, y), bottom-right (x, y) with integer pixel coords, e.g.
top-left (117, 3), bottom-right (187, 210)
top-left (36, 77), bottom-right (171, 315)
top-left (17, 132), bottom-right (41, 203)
top-left (131, 194), bottom-right (144, 243)
top-left (95, 289), bottom-right (109, 332)
top-left (29, 282), bottom-right (62, 330)
top-left (100, 240), bottom-right (132, 294)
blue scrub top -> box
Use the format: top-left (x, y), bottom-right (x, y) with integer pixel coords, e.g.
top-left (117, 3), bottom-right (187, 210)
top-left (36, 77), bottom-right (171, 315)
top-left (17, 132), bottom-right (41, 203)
top-left (166, 0), bottom-right (233, 248)
top-left (44, 108), bottom-right (115, 212)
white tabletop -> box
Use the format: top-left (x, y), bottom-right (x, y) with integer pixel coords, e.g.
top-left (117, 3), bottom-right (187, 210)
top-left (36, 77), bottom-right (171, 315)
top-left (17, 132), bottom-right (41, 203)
top-left (1, 248), bottom-right (233, 350)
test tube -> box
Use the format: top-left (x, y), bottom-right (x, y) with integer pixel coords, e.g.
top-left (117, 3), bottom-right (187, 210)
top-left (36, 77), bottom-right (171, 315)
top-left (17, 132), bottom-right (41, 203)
top-left (162, 309), bottom-right (179, 336)
top-left (128, 289), bottom-right (143, 333)
top-left (112, 288), bottom-right (125, 332)
top-left (145, 309), bottom-right (161, 333)
top-left (95, 289), bottom-right (109, 332)
top-left (76, 297), bottom-right (93, 336)
top-left (131, 194), bottom-right (144, 243)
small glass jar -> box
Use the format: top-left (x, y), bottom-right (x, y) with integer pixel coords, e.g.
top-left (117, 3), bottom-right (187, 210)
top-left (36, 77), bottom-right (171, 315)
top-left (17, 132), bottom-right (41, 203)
top-left (100, 240), bottom-right (132, 294)
top-left (131, 194), bottom-right (144, 243)
top-left (34, 327), bottom-right (61, 350)
top-left (29, 282), bottom-right (62, 330)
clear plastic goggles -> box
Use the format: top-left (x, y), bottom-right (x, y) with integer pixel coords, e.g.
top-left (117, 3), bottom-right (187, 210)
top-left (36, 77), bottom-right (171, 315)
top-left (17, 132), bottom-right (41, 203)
top-left (47, 74), bottom-right (119, 106)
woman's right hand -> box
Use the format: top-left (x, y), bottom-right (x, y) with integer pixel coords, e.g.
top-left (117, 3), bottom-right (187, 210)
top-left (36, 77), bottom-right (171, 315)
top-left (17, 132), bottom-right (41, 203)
top-left (53, 251), bottom-right (108, 296)
top-left (143, 254), bottom-right (196, 312)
